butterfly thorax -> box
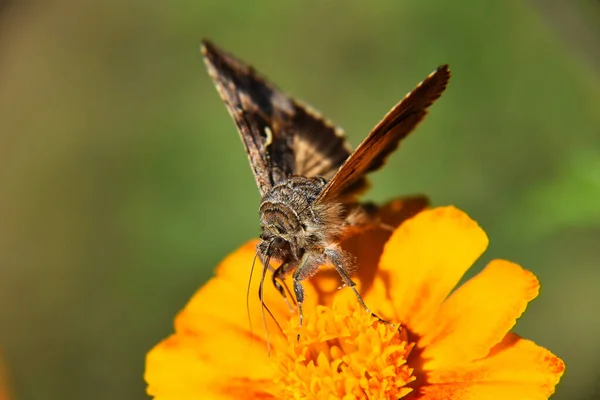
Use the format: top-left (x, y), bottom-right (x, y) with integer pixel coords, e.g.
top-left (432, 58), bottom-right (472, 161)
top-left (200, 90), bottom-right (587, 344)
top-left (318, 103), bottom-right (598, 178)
top-left (258, 176), bottom-right (346, 262)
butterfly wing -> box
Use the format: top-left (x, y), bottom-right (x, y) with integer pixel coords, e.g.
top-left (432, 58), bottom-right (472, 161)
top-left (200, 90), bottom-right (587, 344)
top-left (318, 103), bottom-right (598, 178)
top-left (316, 65), bottom-right (451, 204)
top-left (202, 40), bottom-right (353, 196)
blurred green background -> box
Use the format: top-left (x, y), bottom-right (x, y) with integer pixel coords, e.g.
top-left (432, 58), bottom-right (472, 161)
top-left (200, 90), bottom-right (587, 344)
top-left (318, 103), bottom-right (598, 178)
top-left (0, 1), bottom-right (599, 399)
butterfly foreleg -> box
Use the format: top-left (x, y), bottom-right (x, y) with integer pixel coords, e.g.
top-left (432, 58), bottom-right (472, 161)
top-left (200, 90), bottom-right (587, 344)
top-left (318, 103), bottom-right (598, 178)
top-left (291, 252), bottom-right (313, 335)
top-left (271, 261), bottom-right (297, 311)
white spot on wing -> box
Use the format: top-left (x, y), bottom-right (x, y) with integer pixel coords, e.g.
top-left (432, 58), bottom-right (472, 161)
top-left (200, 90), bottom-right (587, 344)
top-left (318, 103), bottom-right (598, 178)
top-left (264, 126), bottom-right (274, 147)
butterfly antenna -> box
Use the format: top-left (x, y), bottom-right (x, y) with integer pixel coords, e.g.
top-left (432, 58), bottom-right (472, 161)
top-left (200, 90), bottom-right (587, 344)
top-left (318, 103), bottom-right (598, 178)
top-left (260, 252), bottom-right (272, 356)
top-left (258, 266), bottom-right (285, 341)
top-left (258, 262), bottom-right (285, 352)
top-left (262, 297), bottom-right (284, 335)
top-left (246, 250), bottom-right (260, 343)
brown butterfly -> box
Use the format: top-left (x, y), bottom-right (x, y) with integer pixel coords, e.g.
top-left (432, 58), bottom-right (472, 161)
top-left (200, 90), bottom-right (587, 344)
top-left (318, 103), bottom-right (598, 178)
top-left (201, 40), bottom-right (450, 335)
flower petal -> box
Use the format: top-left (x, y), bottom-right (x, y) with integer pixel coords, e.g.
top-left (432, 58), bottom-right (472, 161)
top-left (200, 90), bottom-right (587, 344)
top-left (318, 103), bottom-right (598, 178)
top-left (145, 242), bottom-right (306, 399)
top-left (181, 241), bottom-right (316, 343)
top-left (418, 383), bottom-right (554, 400)
top-left (420, 260), bottom-right (539, 369)
top-left (417, 333), bottom-right (564, 399)
top-left (145, 334), bottom-right (278, 400)
top-left (314, 196), bottom-right (429, 307)
top-left (378, 207), bottom-right (488, 334)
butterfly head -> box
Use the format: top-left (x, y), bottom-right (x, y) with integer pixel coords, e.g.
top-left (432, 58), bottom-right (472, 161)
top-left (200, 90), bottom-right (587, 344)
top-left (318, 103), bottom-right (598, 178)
top-left (258, 213), bottom-right (297, 262)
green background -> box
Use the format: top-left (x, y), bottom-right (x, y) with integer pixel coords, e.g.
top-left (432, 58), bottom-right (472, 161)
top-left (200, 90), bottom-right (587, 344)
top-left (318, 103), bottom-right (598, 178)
top-left (0, 1), bottom-right (599, 399)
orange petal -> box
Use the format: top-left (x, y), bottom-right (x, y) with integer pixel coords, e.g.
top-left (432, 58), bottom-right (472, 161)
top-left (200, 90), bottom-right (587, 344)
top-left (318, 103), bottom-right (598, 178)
top-left (145, 242), bottom-right (305, 399)
top-left (418, 333), bottom-right (564, 399)
top-left (145, 334), bottom-right (278, 400)
top-left (181, 241), bottom-right (316, 343)
top-left (338, 196), bottom-right (430, 298)
top-left (420, 260), bottom-right (539, 369)
top-left (378, 207), bottom-right (488, 334)
top-left (363, 275), bottom-right (397, 319)
top-left (418, 383), bottom-right (555, 400)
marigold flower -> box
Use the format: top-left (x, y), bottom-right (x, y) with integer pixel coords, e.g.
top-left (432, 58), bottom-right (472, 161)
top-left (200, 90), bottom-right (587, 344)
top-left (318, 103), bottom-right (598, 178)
top-left (145, 205), bottom-right (564, 399)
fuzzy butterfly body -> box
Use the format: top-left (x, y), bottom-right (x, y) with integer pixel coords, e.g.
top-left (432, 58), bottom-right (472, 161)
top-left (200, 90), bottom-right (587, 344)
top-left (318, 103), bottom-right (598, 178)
top-left (201, 40), bottom-right (450, 330)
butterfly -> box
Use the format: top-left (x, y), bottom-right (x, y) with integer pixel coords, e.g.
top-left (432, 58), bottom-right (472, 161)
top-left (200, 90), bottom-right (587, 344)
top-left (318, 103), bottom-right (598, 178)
top-left (201, 40), bottom-right (450, 338)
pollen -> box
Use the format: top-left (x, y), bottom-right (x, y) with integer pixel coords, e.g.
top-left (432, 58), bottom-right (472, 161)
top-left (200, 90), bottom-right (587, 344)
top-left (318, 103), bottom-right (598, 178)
top-left (274, 299), bottom-right (416, 400)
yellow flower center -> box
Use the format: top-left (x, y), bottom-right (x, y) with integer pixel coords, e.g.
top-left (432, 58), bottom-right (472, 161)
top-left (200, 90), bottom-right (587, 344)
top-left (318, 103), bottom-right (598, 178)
top-left (274, 299), bottom-right (416, 399)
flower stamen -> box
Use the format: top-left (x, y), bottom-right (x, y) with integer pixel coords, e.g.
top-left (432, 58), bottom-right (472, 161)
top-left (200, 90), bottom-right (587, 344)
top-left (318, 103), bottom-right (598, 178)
top-left (275, 299), bottom-right (416, 399)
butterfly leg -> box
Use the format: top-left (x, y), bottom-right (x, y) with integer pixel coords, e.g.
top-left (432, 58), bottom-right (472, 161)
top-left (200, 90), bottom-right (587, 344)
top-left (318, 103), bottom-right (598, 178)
top-left (324, 247), bottom-right (391, 325)
top-left (291, 252), bottom-right (311, 339)
top-left (324, 247), bottom-right (370, 312)
top-left (271, 261), bottom-right (297, 311)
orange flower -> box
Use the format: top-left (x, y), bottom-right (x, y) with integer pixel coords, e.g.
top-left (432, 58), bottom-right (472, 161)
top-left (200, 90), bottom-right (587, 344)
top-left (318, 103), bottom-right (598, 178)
top-left (145, 205), bottom-right (564, 399)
